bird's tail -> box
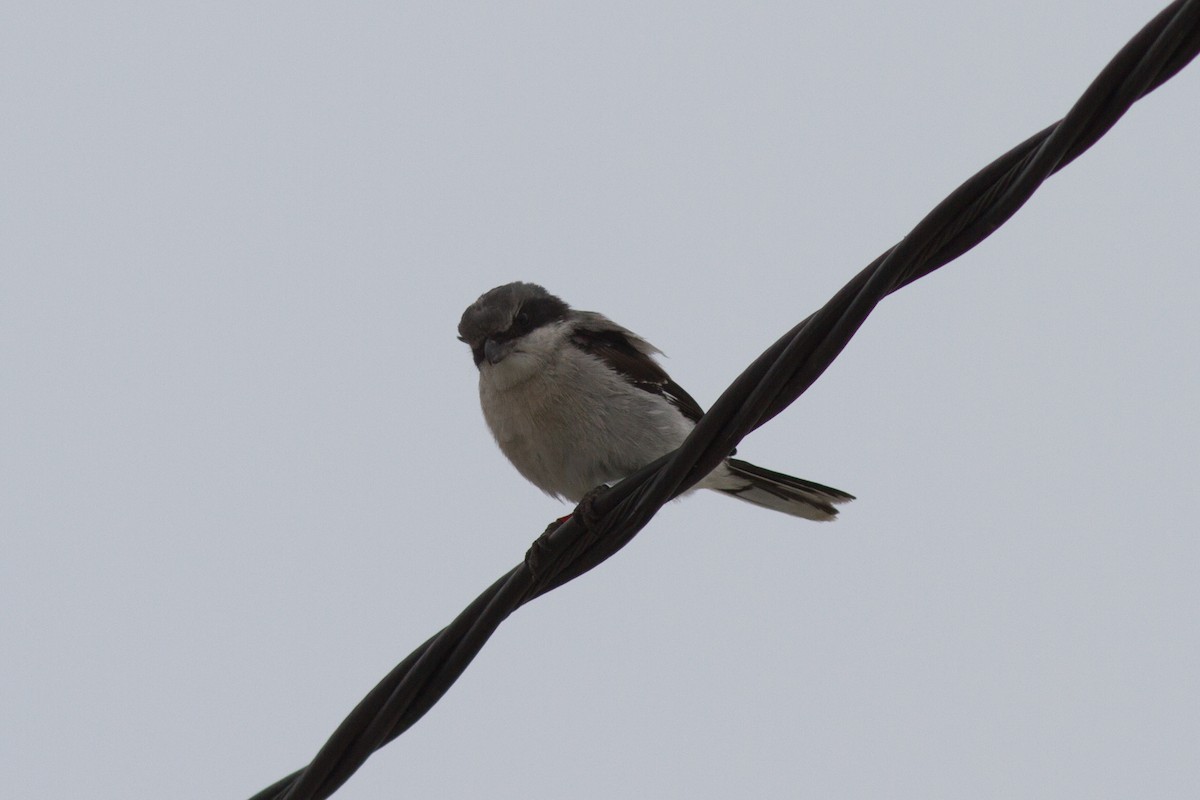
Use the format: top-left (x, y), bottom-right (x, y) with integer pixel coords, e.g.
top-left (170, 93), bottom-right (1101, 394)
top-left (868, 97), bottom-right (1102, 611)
top-left (708, 458), bottom-right (855, 521)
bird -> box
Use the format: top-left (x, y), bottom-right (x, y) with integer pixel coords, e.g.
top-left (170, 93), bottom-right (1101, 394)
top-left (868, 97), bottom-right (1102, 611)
top-left (457, 282), bottom-right (854, 520)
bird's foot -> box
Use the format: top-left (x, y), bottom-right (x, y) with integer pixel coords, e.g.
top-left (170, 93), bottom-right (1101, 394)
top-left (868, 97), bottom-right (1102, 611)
top-left (572, 485), bottom-right (607, 538)
top-left (524, 486), bottom-right (608, 582)
top-left (525, 515), bottom-right (568, 581)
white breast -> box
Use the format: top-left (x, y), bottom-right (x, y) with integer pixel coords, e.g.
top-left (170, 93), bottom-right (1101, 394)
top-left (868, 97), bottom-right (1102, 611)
top-left (477, 328), bottom-right (693, 502)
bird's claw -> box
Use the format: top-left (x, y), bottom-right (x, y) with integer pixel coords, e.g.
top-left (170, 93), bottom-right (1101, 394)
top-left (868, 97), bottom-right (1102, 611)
top-left (525, 515), bottom-right (568, 578)
top-left (524, 486), bottom-right (608, 583)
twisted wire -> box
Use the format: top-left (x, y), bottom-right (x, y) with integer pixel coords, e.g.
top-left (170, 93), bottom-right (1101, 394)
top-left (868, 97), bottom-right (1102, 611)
top-left (250, 4), bottom-right (1200, 797)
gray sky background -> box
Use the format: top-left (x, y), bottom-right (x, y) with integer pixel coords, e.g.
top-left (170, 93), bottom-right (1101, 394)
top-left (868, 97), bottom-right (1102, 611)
top-left (3, 3), bottom-right (1198, 798)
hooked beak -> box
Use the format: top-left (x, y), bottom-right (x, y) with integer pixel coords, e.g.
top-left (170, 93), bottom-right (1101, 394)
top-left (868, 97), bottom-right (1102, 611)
top-left (483, 338), bottom-right (514, 365)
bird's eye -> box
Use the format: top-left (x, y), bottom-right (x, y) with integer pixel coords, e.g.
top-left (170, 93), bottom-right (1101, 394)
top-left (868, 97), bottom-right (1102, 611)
top-left (514, 310), bottom-right (531, 328)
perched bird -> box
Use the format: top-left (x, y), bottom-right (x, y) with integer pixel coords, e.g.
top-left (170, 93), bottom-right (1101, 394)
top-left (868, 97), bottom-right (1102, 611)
top-left (457, 282), bottom-right (853, 520)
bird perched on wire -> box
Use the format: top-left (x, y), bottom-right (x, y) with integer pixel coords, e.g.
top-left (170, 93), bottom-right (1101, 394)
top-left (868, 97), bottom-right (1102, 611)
top-left (457, 282), bottom-right (853, 520)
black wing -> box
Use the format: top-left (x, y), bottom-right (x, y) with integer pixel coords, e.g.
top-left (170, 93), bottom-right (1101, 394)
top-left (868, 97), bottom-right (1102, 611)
top-left (571, 326), bottom-right (706, 424)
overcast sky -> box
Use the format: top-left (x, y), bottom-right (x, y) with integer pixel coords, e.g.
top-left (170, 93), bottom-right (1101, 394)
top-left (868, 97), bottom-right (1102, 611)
top-left (3, 2), bottom-right (1198, 798)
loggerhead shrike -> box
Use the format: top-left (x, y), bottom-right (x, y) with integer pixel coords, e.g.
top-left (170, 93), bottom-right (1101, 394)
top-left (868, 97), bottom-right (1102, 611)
top-left (457, 282), bottom-right (853, 520)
